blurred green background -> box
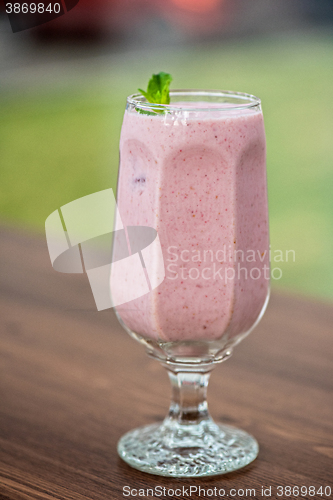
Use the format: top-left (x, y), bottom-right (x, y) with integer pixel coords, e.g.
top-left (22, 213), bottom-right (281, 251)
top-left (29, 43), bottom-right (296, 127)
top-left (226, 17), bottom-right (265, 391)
top-left (1, 31), bottom-right (332, 299)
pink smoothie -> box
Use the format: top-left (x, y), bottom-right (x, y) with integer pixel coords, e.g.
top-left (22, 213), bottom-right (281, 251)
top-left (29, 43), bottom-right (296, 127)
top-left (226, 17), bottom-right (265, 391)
top-left (114, 100), bottom-right (269, 343)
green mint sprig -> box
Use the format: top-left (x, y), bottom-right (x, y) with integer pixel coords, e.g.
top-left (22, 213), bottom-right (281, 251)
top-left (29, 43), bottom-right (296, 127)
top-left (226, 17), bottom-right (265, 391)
top-left (137, 72), bottom-right (173, 114)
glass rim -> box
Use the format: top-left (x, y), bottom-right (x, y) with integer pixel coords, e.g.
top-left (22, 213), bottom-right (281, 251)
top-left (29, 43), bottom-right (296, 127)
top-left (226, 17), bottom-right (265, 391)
top-left (127, 89), bottom-right (261, 112)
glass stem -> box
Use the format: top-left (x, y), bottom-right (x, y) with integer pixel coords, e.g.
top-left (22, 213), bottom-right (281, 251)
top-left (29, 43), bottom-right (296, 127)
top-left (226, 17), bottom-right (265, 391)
top-left (166, 369), bottom-right (213, 426)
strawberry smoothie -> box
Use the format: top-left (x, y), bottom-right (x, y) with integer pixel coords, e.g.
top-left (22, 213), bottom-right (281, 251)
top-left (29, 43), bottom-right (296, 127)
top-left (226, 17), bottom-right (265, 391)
top-left (114, 92), bottom-right (269, 344)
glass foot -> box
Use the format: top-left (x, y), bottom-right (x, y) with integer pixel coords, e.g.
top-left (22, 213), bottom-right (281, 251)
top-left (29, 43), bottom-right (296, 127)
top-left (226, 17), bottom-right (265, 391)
top-left (118, 419), bottom-right (258, 477)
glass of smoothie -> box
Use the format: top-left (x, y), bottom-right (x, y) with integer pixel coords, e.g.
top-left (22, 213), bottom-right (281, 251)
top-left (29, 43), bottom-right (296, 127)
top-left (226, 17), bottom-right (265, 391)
top-left (112, 89), bottom-right (270, 477)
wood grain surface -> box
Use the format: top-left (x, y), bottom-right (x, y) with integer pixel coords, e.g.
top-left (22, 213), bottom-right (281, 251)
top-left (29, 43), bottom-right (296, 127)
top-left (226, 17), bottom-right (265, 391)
top-left (0, 225), bottom-right (332, 500)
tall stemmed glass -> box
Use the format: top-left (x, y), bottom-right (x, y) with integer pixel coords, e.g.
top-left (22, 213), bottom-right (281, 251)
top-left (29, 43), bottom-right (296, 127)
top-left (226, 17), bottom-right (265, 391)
top-left (112, 90), bottom-right (270, 477)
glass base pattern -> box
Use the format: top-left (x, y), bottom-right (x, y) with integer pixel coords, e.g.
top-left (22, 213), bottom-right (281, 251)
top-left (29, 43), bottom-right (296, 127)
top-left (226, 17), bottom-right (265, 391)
top-left (118, 419), bottom-right (258, 477)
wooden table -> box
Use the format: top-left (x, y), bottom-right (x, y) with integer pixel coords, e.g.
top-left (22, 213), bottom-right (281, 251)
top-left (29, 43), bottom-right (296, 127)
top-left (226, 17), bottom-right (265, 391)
top-left (0, 226), bottom-right (332, 500)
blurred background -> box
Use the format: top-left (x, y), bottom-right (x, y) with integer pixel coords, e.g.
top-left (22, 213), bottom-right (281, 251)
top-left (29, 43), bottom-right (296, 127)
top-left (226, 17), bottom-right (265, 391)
top-left (0, 0), bottom-right (332, 299)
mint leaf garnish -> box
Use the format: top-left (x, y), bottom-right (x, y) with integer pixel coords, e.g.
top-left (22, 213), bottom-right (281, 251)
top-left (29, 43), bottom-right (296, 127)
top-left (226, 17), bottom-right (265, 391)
top-left (138, 72), bottom-right (173, 105)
